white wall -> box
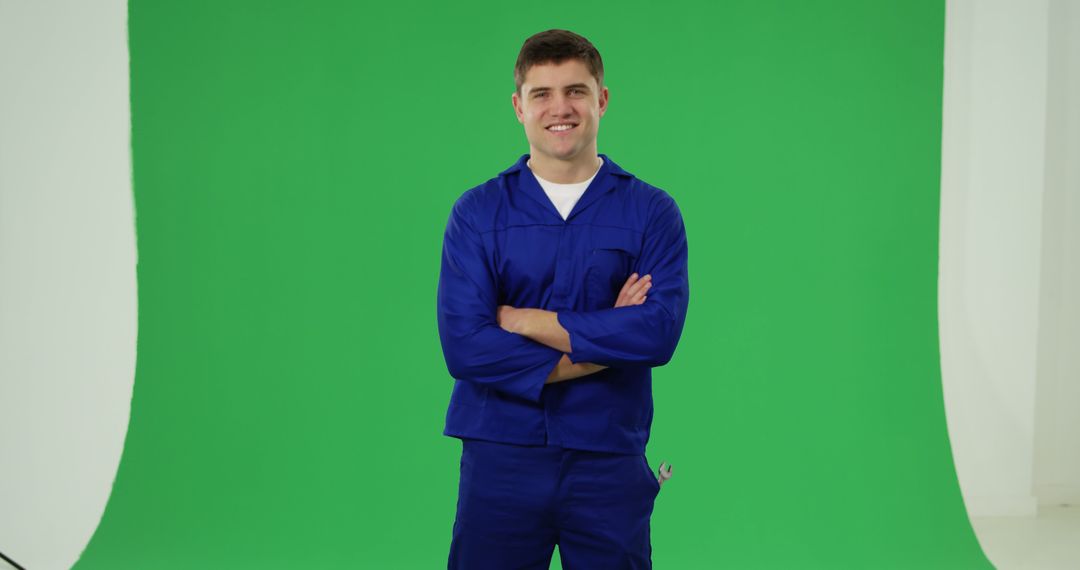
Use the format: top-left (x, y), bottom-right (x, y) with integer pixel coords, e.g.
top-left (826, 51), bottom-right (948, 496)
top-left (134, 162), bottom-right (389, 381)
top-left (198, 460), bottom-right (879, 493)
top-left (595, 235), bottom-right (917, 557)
top-left (1034, 0), bottom-right (1080, 510)
top-left (940, 0), bottom-right (1047, 518)
top-left (941, 0), bottom-right (1080, 519)
top-left (0, 1), bottom-right (136, 569)
top-left (0, 0), bottom-right (1075, 567)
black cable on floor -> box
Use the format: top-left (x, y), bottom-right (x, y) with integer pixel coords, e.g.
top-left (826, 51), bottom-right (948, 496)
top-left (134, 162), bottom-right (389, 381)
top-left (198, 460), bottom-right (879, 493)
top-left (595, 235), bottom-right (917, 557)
top-left (0, 549), bottom-right (25, 570)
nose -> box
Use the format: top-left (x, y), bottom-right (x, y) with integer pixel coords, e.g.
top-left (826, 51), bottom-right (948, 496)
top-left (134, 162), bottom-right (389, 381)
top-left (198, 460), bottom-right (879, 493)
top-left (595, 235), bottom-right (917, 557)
top-left (550, 92), bottom-right (574, 117)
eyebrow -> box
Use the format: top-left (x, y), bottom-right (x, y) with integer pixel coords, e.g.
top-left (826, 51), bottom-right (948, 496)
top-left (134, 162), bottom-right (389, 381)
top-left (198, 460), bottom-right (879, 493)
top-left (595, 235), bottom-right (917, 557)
top-left (528, 83), bottom-right (592, 96)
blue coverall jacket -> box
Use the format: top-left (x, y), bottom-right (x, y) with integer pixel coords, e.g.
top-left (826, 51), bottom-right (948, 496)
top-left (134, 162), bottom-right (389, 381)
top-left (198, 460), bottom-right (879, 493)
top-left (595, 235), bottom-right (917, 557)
top-left (437, 153), bottom-right (689, 455)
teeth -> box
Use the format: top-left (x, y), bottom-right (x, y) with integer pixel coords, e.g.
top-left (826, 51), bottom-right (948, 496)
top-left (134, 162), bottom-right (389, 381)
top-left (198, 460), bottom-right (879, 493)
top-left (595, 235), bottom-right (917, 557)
top-left (548, 124), bottom-right (575, 131)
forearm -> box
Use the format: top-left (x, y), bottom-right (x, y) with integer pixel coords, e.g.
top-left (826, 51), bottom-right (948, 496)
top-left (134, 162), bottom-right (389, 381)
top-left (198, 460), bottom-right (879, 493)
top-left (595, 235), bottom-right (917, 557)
top-left (545, 354), bottom-right (608, 384)
top-left (514, 308), bottom-right (573, 353)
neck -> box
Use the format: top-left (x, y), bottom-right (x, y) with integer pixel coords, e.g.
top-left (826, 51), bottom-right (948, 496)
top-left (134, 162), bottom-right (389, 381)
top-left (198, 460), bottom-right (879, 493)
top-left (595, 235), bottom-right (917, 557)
top-left (527, 148), bottom-right (601, 184)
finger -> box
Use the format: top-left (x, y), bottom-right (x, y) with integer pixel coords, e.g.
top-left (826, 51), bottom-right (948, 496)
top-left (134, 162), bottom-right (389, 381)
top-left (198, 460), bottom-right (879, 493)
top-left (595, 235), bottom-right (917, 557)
top-left (617, 273), bottom-right (639, 299)
top-left (615, 274), bottom-right (651, 308)
top-left (614, 273), bottom-right (640, 308)
top-left (628, 282), bottom-right (652, 305)
top-left (625, 274), bottom-right (651, 299)
top-left (630, 280), bottom-right (652, 302)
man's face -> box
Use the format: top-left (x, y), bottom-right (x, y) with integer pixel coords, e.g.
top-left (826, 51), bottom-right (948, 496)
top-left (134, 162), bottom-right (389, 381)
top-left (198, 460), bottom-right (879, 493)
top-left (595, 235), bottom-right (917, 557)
top-left (512, 59), bottom-right (609, 163)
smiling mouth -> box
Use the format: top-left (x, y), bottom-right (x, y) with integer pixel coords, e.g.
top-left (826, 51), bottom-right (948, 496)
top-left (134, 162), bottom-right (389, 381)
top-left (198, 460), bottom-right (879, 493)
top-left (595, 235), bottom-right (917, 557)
top-left (546, 123), bottom-right (578, 133)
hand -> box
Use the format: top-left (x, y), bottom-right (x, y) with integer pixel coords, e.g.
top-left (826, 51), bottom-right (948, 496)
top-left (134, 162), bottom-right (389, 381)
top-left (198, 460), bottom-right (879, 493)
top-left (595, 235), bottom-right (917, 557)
top-left (614, 273), bottom-right (651, 308)
top-left (658, 461), bottom-right (673, 489)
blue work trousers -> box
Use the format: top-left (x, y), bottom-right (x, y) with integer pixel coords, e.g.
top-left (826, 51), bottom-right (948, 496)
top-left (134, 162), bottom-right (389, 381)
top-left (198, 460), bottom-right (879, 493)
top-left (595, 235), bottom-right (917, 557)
top-left (448, 438), bottom-right (660, 569)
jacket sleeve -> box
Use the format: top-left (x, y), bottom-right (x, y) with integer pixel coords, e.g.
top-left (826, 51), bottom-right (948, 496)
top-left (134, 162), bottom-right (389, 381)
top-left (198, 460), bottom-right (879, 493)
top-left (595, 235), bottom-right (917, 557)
top-left (556, 192), bottom-right (689, 368)
top-left (437, 194), bottom-right (563, 403)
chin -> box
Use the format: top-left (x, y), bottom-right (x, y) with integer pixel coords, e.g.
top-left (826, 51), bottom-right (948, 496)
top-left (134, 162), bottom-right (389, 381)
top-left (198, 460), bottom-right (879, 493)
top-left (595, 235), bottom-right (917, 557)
top-left (543, 146), bottom-right (581, 161)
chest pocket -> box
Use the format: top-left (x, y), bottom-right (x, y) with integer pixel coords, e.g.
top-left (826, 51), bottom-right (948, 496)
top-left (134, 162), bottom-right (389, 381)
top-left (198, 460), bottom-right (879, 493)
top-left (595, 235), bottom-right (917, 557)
top-left (584, 227), bottom-right (642, 310)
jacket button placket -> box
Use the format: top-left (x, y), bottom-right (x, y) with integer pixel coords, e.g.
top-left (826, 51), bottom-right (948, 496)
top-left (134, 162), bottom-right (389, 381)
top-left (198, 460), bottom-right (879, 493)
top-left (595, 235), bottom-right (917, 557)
top-left (545, 222), bottom-right (576, 448)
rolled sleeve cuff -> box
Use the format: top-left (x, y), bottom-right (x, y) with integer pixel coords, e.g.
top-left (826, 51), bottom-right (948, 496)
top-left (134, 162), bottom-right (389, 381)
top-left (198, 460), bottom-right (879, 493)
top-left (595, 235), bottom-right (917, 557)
top-left (519, 349), bottom-right (564, 403)
top-left (557, 310), bottom-right (599, 365)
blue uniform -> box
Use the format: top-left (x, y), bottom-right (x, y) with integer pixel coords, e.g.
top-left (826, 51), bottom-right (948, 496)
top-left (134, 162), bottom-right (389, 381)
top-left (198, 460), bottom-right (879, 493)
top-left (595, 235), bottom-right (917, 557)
top-left (437, 153), bottom-right (689, 568)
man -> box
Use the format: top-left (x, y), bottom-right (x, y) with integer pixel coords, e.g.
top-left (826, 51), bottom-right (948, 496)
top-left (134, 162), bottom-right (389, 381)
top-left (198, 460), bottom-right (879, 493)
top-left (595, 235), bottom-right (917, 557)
top-left (437, 28), bottom-right (689, 569)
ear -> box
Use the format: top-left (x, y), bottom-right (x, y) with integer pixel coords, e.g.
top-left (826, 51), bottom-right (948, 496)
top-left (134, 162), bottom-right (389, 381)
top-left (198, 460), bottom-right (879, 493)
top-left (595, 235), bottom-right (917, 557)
top-left (511, 91), bottom-right (525, 124)
top-left (598, 85), bottom-right (609, 118)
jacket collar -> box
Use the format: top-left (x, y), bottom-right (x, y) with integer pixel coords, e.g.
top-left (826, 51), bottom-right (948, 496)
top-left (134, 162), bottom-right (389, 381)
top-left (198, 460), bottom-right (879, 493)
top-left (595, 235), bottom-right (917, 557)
top-left (500, 153), bottom-right (633, 221)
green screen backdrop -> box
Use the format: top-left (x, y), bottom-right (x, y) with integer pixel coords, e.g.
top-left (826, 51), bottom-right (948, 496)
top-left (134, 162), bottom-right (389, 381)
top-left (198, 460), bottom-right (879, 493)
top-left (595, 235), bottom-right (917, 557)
top-left (73, 0), bottom-right (993, 568)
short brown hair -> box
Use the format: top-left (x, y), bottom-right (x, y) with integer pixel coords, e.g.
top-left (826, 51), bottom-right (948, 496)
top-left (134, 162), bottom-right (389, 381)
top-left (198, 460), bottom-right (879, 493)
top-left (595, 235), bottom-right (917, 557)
top-left (514, 29), bottom-right (604, 96)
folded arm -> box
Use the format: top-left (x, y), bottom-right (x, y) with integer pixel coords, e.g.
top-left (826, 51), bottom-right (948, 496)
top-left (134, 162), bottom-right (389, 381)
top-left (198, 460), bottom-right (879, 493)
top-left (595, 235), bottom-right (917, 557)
top-left (438, 195), bottom-right (654, 401)
top-left (437, 195), bottom-right (566, 403)
top-left (498, 273), bottom-right (654, 376)
top-left (516, 194), bottom-right (689, 369)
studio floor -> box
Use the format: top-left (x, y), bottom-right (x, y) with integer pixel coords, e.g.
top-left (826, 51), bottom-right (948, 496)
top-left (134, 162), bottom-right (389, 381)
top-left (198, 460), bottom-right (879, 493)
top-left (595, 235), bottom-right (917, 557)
top-left (971, 505), bottom-right (1080, 569)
